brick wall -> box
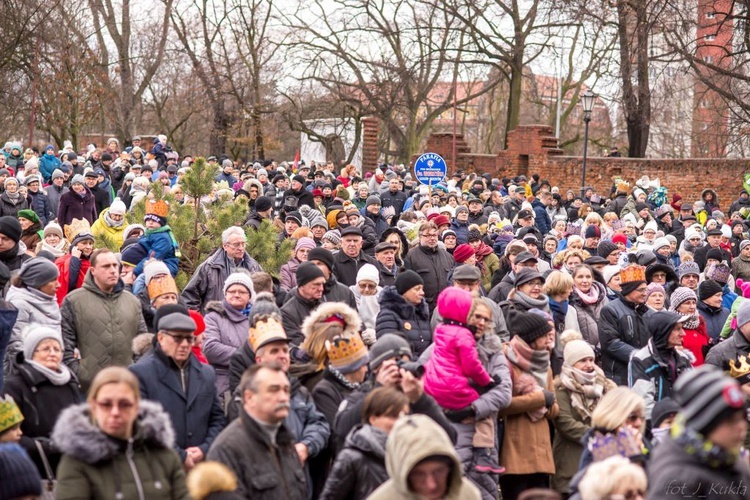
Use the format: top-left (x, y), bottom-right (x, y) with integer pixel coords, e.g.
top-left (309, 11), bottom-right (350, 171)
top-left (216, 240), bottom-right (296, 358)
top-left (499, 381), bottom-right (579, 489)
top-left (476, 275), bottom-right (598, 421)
top-left (414, 125), bottom-right (750, 206)
top-left (361, 117), bottom-right (380, 173)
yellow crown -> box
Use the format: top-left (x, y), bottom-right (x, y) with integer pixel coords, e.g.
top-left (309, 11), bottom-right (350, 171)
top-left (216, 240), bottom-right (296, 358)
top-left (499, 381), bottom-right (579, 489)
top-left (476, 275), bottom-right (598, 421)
top-left (147, 275), bottom-right (178, 300)
top-left (145, 199), bottom-right (169, 218)
top-left (620, 264), bottom-right (646, 284)
top-left (248, 315), bottom-right (287, 352)
top-left (325, 334), bottom-right (368, 371)
top-left (615, 178), bottom-right (630, 193)
top-left (64, 218), bottom-right (92, 243)
top-left (0, 395), bottom-right (23, 433)
top-left (729, 354), bottom-right (750, 382)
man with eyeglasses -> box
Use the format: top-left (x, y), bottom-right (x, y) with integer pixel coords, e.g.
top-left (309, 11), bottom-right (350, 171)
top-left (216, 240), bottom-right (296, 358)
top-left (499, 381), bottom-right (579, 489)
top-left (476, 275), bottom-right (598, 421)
top-left (332, 226), bottom-right (376, 287)
top-left (404, 221), bottom-right (454, 313)
top-left (599, 260), bottom-right (654, 385)
top-left (183, 226), bottom-right (262, 313)
top-left (130, 304), bottom-right (225, 472)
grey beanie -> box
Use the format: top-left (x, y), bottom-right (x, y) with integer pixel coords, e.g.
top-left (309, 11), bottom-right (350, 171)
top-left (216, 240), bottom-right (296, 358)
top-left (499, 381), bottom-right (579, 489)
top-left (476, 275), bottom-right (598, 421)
top-left (23, 325), bottom-right (63, 361)
top-left (70, 174), bottom-right (85, 186)
top-left (366, 195), bottom-right (381, 207)
top-left (19, 257), bottom-right (59, 289)
top-left (250, 292), bottom-right (281, 326)
top-left (369, 334), bottom-right (412, 370)
top-left (674, 365), bottom-right (746, 435)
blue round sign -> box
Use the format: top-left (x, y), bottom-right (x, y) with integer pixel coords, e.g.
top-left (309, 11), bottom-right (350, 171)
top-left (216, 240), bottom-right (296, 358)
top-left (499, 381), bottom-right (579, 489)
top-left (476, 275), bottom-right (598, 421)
top-left (414, 153), bottom-right (447, 186)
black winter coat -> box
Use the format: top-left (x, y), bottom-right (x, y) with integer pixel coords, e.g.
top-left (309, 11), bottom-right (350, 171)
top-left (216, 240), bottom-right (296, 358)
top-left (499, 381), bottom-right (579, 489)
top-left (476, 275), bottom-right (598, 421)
top-left (380, 189), bottom-right (407, 218)
top-left (332, 250), bottom-right (376, 287)
top-left (57, 188), bottom-right (97, 227)
top-left (228, 342), bottom-right (255, 395)
top-left (376, 286), bottom-right (432, 357)
top-left (129, 347), bottom-right (226, 461)
top-left (1, 354), bottom-right (82, 475)
top-left (312, 369), bottom-right (356, 429)
top-left (207, 409), bottom-right (308, 500)
top-left (599, 297), bottom-right (653, 385)
top-left (281, 290), bottom-right (321, 346)
top-left (89, 184), bottom-right (110, 216)
top-left (0, 192), bottom-right (29, 218)
top-left (404, 244), bottom-right (454, 313)
top-left (319, 424), bottom-right (389, 500)
top-left (28, 190), bottom-right (53, 226)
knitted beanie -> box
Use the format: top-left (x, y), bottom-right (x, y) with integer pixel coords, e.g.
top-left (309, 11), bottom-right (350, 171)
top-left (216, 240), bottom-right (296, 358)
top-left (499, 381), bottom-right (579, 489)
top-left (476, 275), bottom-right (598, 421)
top-left (0, 443), bottom-right (42, 499)
top-left (295, 237), bottom-right (316, 253)
top-left (43, 222), bottom-right (63, 239)
top-left (736, 300), bottom-right (750, 329)
top-left (144, 260), bottom-right (170, 285)
top-left (652, 237), bottom-right (670, 253)
top-left (308, 247), bottom-right (334, 271)
top-left (645, 282), bottom-right (665, 301)
top-left (296, 261), bottom-right (325, 287)
top-left (321, 230), bottom-right (341, 248)
top-left (356, 263), bottom-right (380, 285)
top-left (395, 270), bottom-right (424, 295)
top-left (254, 196), bottom-right (273, 213)
top-left (563, 338), bottom-right (595, 367)
top-left (674, 365), bottom-right (745, 435)
top-left (21, 325), bottom-right (63, 366)
top-left (0, 216), bottom-right (21, 243)
top-left (223, 271), bottom-right (255, 297)
top-left (597, 240), bottom-right (619, 258)
top-left (602, 265), bottom-right (622, 285)
top-left (510, 310), bottom-right (551, 345)
top-left (612, 233), bottom-right (628, 246)
top-left (678, 261), bottom-right (700, 279)
top-left (651, 398), bottom-right (681, 429)
top-left (698, 279), bottom-right (724, 301)
top-left (669, 286), bottom-right (697, 311)
top-left (584, 225), bottom-right (601, 239)
top-left (366, 195), bottom-right (381, 207)
top-left (18, 257), bottom-right (59, 289)
top-left (452, 244), bottom-right (475, 264)
top-left (369, 334), bottom-right (412, 370)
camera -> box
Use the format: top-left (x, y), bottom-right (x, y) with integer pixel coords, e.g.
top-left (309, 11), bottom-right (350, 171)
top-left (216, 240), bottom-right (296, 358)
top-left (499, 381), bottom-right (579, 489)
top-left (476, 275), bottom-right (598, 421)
top-left (396, 360), bottom-right (425, 378)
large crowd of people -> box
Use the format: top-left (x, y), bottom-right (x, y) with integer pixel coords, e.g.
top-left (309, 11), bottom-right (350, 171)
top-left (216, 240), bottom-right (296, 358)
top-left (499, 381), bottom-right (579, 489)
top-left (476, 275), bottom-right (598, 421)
top-left (0, 137), bottom-right (749, 499)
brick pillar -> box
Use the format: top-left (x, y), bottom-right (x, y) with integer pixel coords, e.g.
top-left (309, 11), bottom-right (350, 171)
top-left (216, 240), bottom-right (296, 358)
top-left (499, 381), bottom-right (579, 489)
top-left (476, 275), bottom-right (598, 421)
top-left (361, 117), bottom-right (379, 173)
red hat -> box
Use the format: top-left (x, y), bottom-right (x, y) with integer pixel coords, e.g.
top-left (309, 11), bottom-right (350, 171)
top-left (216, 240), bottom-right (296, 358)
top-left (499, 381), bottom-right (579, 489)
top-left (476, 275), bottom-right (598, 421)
top-left (312, 188), bottom-right (323, 197)
top-left (671, 193), bottom-right (683, 212)
top-left (188, 310), bottom-right (205, 336)
top-left (433, 214), bottom-right (450, 227)
top-left (612, 233), bottom-right (628, 246)
top-left (426, 213), bottom-right (440, 222)
top-left (453, 244), bottom-right (476, 264)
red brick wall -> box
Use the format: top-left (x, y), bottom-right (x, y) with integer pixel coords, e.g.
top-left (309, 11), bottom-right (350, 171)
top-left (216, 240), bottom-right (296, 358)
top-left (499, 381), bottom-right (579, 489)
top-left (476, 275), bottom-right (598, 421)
top-left (413, 125), bottom-right (750, 206)
top-left (361, 117), bottom-right (380, 173)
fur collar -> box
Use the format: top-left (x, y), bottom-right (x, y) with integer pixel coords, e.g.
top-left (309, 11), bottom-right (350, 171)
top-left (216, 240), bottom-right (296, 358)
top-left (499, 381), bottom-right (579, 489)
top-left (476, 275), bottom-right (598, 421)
top-left (52, 400), bottom-right (175, 464)
top-left (301, 301), bottom-right (362, 339)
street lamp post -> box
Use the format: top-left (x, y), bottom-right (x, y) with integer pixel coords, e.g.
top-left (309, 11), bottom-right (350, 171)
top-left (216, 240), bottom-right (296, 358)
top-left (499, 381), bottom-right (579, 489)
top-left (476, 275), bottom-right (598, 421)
top-left (580, 89), bottom-right (596, 198)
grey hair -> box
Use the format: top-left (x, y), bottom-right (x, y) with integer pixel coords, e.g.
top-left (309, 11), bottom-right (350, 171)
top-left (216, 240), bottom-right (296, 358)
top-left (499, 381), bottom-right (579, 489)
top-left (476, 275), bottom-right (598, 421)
top-left (222, 226), bottom-right (246, 244)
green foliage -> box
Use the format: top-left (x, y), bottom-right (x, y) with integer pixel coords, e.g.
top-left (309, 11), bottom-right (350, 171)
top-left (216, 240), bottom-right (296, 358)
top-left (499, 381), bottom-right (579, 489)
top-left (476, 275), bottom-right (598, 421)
top-left (94, 231), bottom-right (121, 252)
top-left (245, 220), bottom-right (293, 278)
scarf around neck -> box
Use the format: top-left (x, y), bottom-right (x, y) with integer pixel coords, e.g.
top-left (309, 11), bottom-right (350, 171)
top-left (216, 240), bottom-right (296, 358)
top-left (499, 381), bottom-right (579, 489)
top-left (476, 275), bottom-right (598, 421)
top-left (683, 313), bottom-right (700, 330)
top-left (560, 364), bottom-right (606, 419)
top-left (574, 284), bottom-right (600, 305)
top-left (507, 335), bottom-right (550, 388)
top-left (26, 360), bottom-right (72, 386)
top-left (513, 290), bottom-right (549, 311)
top-left (104, 210), bottom-right (125, 228)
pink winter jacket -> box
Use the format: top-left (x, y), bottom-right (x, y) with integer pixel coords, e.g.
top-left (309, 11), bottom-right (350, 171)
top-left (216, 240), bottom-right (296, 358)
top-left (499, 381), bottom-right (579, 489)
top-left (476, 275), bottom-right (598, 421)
top-left (424, 287), bottom-right (493, 409)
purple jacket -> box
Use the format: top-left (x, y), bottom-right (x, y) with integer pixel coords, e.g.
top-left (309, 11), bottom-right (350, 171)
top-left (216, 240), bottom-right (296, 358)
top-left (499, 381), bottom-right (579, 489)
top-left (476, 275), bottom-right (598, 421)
top-left (424, 287), bottom-right (492, 409)
top-left (57, 188), bottom-right (97, 227)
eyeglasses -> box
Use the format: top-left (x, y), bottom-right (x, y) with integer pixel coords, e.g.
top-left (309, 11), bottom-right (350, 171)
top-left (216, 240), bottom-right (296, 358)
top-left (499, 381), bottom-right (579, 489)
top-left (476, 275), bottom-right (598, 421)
top-left (226, 289), bottom-right (250, 296)
top-left (420, 233), bottom-right (439, 239)
top-left (95, 400), bottom-right (136, 412)
top-left (634, 287), bottom-right (648, 294)
top-left (358, 283), bottom-right (377, 291)
top-left (35, 346), bottom-right (62, 354)
top-left (627, 412), bottom-right (644, 423)
top-left (473, 314), bottom-right (491, 323)
top-left (226, 241), bottom-right (246, 249)
top-left (161, 332), bottom-right (195, 345)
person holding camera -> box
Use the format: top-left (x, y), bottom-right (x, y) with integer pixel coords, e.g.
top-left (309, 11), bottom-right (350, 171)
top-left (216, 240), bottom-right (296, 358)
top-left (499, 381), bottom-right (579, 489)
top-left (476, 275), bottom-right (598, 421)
top-left (333, 334), bottom-right (456, 451)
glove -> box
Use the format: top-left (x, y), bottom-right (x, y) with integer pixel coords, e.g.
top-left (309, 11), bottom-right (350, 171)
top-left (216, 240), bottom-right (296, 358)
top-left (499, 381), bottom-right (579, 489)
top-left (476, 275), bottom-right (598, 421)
top-left (444, 405), bottom-right (474, 423)
top-left (542, 390), bottom-right (555, 408)
top-left (482, 374), bottom-right (502, 390)
top-left (361, 328), bottom-right (377, 346)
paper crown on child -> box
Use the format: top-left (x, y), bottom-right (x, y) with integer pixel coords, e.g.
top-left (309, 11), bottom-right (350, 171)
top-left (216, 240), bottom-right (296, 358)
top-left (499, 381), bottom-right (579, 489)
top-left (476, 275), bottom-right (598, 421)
top-left (325, 334), bottom-right (369, 375)
top-left (615, 178), bottom-right (630, 193)
top-left (728, 354), bottom-right (750, 385)
top-left (588, 427), bottom-right (644, 463)
top-left (145, 199), bottom-right (169, 218)
top-left (620, 261), bottom-right (646, 284)
top-left (565, 222), bottom-right (582, 237)
top-left (64, 218), bottom-right (93, 244)
top-left (248, 315), bottom-right (289, 353)
top-left (147, 274), bottom-right (178, 300)
top-left (0, 395), bottom-right (23, 434)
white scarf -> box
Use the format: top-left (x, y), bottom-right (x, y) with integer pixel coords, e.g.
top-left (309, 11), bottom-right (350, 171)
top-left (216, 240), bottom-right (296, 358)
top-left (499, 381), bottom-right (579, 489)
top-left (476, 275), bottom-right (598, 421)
top-left (26, 360), bottom-right (72, 386)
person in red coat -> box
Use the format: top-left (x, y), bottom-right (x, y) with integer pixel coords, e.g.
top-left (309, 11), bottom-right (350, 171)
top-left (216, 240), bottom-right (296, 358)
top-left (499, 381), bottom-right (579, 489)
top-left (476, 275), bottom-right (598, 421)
top-left (54, 219), bottom-right (95, 305)
top-left (189, 309), bottom-right (209, 364)
top-left (670, 287), bottom-right (710, 365)
top-left (56, 175), bottom-right (97, 228)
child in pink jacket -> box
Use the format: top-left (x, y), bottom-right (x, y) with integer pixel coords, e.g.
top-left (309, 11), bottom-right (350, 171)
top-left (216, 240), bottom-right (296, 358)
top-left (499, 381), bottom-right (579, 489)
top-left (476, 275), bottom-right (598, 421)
top-left (424, 286), bottom-right (504, 474)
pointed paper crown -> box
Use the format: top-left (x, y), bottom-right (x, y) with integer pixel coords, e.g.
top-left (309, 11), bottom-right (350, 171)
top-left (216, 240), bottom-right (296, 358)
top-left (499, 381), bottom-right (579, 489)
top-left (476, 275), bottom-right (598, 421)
top-left (147, 274), bottom-right (178, 300)
top-left (0, 395), bottom-right (23, 433)
top-left (728, 354), bottom-right (750, 385)
top-left (588, 427), bottom-right (644, 462)
top-left (615, 178), bottom-right (630, 193)
top-left (324, 334), bottom-right (369, 374)
top-left (248, 315), bottom-right (288, 352)
top-left (705, 262), bottom-right (731, 285)
top-left (620, 254), bottom-right (646, 284)
top-left (565, 222), bottom-right (582, 237)
top-left (64, 218), bottom-right (92, 244)
top-left (145, 199), bottom-right (169, 218)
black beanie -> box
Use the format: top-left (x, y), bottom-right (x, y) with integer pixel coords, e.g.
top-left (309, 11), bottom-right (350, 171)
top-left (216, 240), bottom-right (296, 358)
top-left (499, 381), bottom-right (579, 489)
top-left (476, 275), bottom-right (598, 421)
top-left (620, 280), bottom-right (646, 297)
top-left (255, 196), bottom-right (273, 212)
top-left (651, 397), bottom-right (681, 429)
top-left (308, 247), bottom-right (334, 272)
top-left (706, 248), bottom-right (724, 262)
top-left (296, 261), bottom-right (325, 287)
top-left (0, 216), bottom-right (21, 243)
top-left (597, 240), bottom-right (619, 258)
top-left (510, 310), bottom-right (551, 344)
top-left (698, 279), bottom-right (724, 301)
top-left (396, 270), bottom-right (424, 295)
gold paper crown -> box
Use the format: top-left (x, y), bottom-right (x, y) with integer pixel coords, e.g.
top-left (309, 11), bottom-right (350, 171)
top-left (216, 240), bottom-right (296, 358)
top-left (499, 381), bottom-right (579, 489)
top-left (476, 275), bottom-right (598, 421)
top-left (64, 218), bottom-right (92, 243)
top-left (0, 395), bottom-right (23, 433)
top-left (248, 315), bottom-right (288, 352)
top-left (325, 334), bottom-right (368, 371)
top-left (615, 178), bottom-right (630, 193)
top-left (729, 354), bottom-right (750, 382)
top-left (620, 264), bottom-right (646, 284)
top-left (145, 199), bottom-right (169, 218)
top-left (148, 275), bottom-right (178, 300)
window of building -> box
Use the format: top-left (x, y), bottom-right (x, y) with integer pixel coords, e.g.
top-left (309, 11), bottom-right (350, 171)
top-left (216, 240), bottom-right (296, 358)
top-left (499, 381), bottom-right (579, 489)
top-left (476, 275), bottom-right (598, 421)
top-left (706, 11), bottom-right (716, 18)
top-left (704, 55), bottom-right (714, 64)
top-left (705, 34), bottom-right (716, 41)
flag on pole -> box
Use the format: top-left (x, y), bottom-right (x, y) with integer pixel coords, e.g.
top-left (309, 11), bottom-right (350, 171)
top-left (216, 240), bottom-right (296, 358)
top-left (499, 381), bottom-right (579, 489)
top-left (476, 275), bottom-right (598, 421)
top-left (293, 150), bottom-right (300, 173)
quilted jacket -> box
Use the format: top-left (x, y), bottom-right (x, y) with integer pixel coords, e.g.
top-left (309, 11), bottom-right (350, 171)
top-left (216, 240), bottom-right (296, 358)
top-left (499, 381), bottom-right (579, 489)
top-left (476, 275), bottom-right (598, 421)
top-left (61, 272), bottom-right (147, 390)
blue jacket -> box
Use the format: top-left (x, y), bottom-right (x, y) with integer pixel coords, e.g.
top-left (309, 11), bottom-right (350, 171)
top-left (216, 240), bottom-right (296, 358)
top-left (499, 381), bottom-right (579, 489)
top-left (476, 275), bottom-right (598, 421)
top-left (28, 190), bottom-right (53, 226)
top-left (532, 199), bottom-right (551, 235)
top-left (215, 171), bottom-right (238, 187)
top-left (39, 153), bottom-right (61, 182)
top-left (722, 285), bottom-right (738, 311)
top-left (697, 300), bottom-right (730, 340)
top-left (450, 219), bottom-right (469, 245)
top-left (129, 346), bottom-right (226, 460)
top-left (134, 228), bottom-right (179, 277)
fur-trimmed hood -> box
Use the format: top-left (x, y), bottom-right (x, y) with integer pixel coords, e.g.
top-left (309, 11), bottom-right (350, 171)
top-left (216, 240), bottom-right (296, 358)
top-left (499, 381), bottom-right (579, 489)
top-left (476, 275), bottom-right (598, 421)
top-left (52, 400), bottom-right (175, 465)
top-left (301, 301), bottom-right (362, 339)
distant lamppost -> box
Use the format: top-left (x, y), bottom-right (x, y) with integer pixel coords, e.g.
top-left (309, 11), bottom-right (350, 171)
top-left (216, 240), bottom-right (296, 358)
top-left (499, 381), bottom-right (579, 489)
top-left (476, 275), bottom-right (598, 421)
top-left (580, 89), bottom-right (596, 198)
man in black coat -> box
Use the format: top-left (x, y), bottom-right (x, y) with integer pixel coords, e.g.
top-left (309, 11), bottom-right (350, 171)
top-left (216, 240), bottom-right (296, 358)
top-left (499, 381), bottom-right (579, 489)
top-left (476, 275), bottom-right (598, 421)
top-left (332, 227), bottom-right (376, 287)
top-left (694, 227), bottom-right (731, 271)
top-left (281, 262), bottom-right (326, 346)
top-left (380, 177), bottom-right (407, 219)
top-left (84, 170), bottom-right (110, 216)
top-left (129, 305), bottom-right (225, 469)
top-left (286, 175), bottom-right (315, 209)
top-left (374, 241), bottom-right (399, 286)
top-left (404, 221), bottom-right (454, 313)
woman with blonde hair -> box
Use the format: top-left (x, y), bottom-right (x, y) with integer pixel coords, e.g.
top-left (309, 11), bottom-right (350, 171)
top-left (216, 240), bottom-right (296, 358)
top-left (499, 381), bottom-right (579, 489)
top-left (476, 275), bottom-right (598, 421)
top-left (187, 461), bottom-right (241, 500)
top-left (553, 248), bottom-right (588, 274)
top-left (578, 456), bottom-right (646, 500)
top-left (54, 366), bottom-right (188, 499)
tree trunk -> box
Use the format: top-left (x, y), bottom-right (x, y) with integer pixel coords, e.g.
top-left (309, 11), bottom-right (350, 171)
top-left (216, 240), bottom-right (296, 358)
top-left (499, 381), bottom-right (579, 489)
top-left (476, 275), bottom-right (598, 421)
top-left (211, 101), bottom-right (229, 156)
top-left (503, 54), bottom-right (524, 148)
